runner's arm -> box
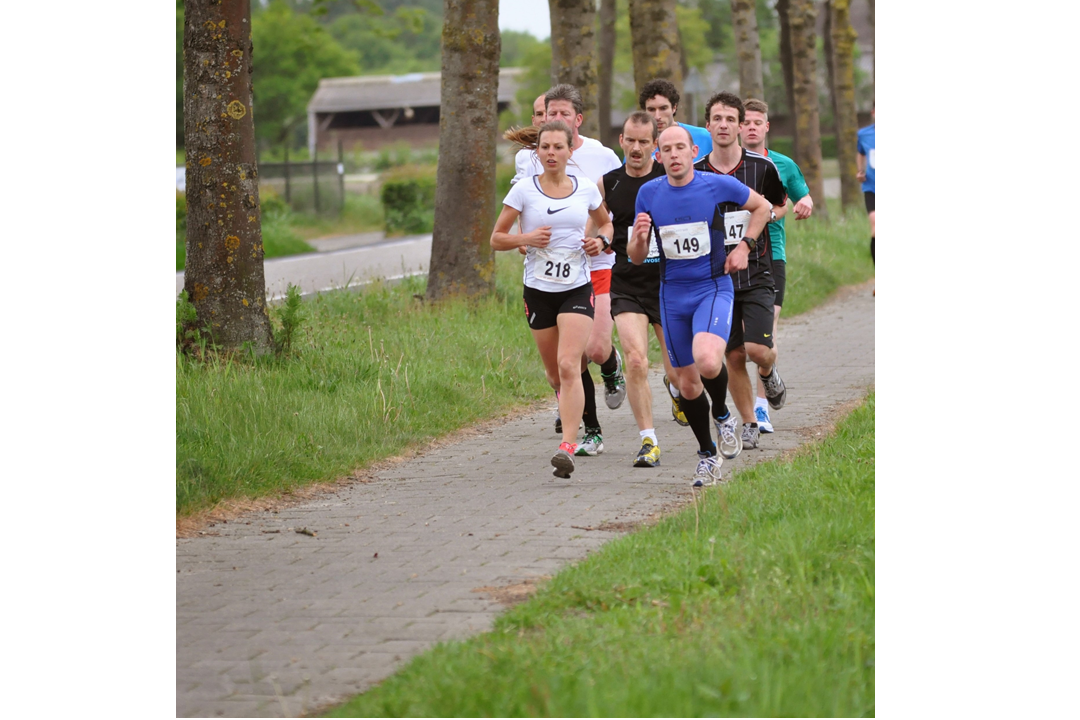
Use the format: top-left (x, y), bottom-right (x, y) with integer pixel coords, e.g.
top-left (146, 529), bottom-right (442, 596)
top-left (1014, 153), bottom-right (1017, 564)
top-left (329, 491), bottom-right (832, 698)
top-left (582, 205), bottom-right (614, 257)
top-left (792, 194), bottom-right (813, 219)
top-left (628, 212), bottom-right (652, 265)
top-left (491, 205), bottom-right (550, 251)
top-left (724, 189), bottom-right (771, 273)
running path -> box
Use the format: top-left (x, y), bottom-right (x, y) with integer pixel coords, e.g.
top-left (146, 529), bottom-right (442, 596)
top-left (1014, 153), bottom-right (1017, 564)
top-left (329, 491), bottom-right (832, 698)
top-left (176, 282), bottom-right (875, 717)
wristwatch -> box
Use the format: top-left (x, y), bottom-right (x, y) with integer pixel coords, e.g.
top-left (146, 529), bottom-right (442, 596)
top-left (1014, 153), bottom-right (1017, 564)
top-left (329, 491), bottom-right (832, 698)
top-left (597, 234), bottom-right (611, 251)
top-left (741, 236), bottom-right (757, 252)
top-left (770, 209), bottom-right (777, 222)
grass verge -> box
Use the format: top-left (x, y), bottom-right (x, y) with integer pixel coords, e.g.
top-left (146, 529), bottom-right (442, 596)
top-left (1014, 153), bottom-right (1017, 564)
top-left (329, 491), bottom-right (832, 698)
top-left (176, 254), bottom-right (550, 516)
top-left (325, 394), bottom-right (875, 717)
top-left (289, 193), bottom-right (385, 242)
top-left (781, 200), bottom-right (873, 317)
top-left (177, 204), bottom-right (873, 517)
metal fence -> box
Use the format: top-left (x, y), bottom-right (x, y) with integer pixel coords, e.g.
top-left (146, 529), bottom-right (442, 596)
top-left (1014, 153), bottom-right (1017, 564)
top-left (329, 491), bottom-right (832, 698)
top-left (258, 143), bottom-right (346, 215)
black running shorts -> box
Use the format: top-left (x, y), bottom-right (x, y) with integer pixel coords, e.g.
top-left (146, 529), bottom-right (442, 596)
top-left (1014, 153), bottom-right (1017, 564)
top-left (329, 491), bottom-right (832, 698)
top-left (727, 285), bottom-right (776, 350)
top-left (771, 259), bottom-right (787, 308)
top-left (864, 191), bottom-right (875, 213)
top-left (523, 283), bottom-right (595, 330)
top-left (609, 289), bottom-right (662, 326)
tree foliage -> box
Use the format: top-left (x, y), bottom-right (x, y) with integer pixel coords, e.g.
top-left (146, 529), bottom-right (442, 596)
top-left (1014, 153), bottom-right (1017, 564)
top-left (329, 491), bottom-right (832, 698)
top-left (250, 1), bottom-right (361, 145)
top-left (327, 5), bottom-right (442, 74)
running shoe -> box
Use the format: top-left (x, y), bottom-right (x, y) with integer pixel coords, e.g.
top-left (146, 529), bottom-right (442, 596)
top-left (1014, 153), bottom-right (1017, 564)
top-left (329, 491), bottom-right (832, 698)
top-left (741, 422), bottom-right (760, 449)
top-left (663, 375), bottom-right (690, 426)
top-left (691, 451), bottom-right (724, 487)
top-left (552, 442), bottom-right (576, 478)
top-left (601, 349), bottom-right (627, 410)
top-left (755, 405), bottom-right (774, 433)
top-left (576, 429), bottom-right (605, 456)
top-left (761, 366), bottom-right (787, 410)
top-left (714, 413), bottom-right (743, 459)
top-left (633, 437), bottom-right (661, 467)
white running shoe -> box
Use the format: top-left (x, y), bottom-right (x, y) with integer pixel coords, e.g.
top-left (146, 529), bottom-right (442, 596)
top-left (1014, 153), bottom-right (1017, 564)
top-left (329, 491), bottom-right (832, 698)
top-left (755, 405), bottom-right (774, 433)
top-left (601, 349), bottom-right (627, 410)
top-left (692, 452), bottom-right (724, 487)
top-left (714, 413), bottom-right (743, 459)
top-left (575, 430), bottom-right (605, 456)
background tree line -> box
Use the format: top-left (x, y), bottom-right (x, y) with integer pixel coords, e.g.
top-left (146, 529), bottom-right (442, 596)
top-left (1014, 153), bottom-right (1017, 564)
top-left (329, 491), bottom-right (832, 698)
top-left (180, 0), bottom-right (871, 349)
top-left (177, 0), bottom-right (871, 153)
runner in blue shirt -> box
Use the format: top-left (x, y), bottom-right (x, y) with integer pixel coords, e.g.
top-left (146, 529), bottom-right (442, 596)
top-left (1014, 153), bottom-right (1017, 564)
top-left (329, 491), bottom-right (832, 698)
top-left (857, 104), bottom-right (875, 262)
top-left (639, 78), bottom-right (712, 163)
top-left (630, 125), bottom-right (772, 486)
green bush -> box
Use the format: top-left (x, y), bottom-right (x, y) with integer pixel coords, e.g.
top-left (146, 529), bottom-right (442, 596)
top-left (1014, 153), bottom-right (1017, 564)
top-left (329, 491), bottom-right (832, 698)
top-left (176, 192), bottom-right (187, 234)
top-left (380, 164), bottom-right (437, 235)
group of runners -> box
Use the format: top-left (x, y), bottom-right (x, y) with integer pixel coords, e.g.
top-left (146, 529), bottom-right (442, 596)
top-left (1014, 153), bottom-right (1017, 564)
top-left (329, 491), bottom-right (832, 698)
top-left (492, 80), bottom-right (826, 486)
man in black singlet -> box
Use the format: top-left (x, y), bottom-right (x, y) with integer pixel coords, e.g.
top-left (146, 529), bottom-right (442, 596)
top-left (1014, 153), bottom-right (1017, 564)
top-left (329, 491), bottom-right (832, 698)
top-left (693, 92), bottom-right (789, 451)
top-left (598, 112), bottom-right (669, 467)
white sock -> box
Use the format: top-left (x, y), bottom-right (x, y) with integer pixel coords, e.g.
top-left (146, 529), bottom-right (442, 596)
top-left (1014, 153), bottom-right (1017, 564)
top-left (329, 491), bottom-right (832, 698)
top-left (755, 396), bottom-right (768, 409)
top-left (640, 429), bottom-right (658, 444)
top-left (668, 383), bottom-right (680, 399)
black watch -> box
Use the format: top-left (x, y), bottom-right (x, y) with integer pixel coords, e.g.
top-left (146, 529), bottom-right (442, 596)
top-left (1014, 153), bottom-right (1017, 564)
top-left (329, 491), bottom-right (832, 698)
top-left (741, 236), bottom-right (757, 252)
top-left (598, 234), bottom-right (611, 251)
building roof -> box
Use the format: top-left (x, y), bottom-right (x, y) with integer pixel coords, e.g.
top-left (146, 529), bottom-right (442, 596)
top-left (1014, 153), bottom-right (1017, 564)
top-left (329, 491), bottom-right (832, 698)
top-left (308, 68), bottom-right (524, 114)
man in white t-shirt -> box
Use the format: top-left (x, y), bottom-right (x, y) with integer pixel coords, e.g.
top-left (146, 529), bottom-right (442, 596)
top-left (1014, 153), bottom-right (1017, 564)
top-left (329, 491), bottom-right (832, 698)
top-left (512, 84), bottom-right (625, 457)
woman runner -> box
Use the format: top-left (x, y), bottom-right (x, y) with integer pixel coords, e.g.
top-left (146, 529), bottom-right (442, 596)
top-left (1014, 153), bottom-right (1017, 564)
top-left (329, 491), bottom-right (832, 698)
top-left (491, 121), bottom-right (614, 478)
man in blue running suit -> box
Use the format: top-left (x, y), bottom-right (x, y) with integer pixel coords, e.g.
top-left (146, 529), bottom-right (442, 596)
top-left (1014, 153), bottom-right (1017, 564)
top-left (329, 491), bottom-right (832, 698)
top-left (630, 125), bottom-right (772, 487)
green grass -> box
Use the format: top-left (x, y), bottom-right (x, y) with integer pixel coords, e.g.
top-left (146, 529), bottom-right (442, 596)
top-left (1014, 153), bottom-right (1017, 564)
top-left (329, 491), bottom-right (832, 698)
top-left (290, 192), bottom-right (385, 241)
top-left (176, 253), bottom-right (551, 516)
top-left (781, 200), bottom-right (874, 317)
top-left (325, 395), bottom-right (875, 717)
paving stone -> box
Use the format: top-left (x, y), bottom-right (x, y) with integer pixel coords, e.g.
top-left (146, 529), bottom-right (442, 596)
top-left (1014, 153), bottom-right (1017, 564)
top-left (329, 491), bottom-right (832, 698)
top-left (177, 283), bottom-right (874, 717)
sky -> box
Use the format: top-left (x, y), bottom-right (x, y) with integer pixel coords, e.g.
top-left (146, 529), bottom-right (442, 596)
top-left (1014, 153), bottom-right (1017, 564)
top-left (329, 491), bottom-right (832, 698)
top-left (499, 0), bottom-right (550, 40)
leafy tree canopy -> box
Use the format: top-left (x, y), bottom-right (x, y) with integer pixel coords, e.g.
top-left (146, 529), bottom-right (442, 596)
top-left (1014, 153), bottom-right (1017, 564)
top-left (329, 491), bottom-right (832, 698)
top-left (251, 1), bottom-right (361, 144)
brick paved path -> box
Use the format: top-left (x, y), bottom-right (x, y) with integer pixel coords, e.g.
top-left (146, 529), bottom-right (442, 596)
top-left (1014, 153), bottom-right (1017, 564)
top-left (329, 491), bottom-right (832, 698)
top-left (176, 282), bottom-right (875, 717)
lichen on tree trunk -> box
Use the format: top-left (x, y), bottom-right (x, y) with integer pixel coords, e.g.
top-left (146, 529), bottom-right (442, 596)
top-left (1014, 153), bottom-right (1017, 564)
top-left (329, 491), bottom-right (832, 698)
top-left (183, 0), bottom-right (273, 352)
top-left (828, 0), bottom-right (862, 210)
top-left (425, 0), bottom-right (500, 301)
top-left (629, 0), bottom-right (683, 103)
top-left (786, 0), bottom-right (828, 221)
top-left (549, 0), bottom-right (599, 140)
top-left (730, 0), bottom-right (764, 101)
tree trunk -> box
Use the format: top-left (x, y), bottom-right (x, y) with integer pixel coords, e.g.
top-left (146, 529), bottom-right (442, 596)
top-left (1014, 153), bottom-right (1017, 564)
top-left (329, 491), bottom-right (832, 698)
top-left (598, 0), bottom-right (617, 147)
top-left (426, 0), bottom-right (500, 301)
top-left (629, 0), bottom-right (683, 102)
top-left (786, 0), bottom-right (828, 220)
top-left (549, 0), bottom-right (599, 140)
top-left (823, 1), bottom-right (836, 122)
top-left (183, 0), bottom-right (273, 352)
top-left (776, 0), bottom-right (797, 157)
top-left (867, 0), bottom-right (874, 87)
top-left (829, 0), bottom-right (861, 210)
top-left (730, 0), bottom-right (764, 100)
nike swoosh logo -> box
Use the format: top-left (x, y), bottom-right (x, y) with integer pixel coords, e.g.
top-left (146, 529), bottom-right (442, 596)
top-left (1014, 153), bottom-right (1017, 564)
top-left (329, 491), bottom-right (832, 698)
top-left (763, 333), bottom-right (771, 337)
top-left (547, 207), bottom-right (569, 214)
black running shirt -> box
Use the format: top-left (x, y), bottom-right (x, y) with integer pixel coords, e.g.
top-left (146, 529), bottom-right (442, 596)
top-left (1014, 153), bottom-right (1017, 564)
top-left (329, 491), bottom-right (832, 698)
top-left (602, 163), bottom-right (667, 297)
top-left (694, 149), bottom-right (787, 292)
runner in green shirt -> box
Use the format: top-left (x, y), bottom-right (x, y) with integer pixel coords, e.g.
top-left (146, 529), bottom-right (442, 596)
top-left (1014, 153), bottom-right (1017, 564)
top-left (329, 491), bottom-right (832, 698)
top-left (739, 98), bottom-right (814, 433)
